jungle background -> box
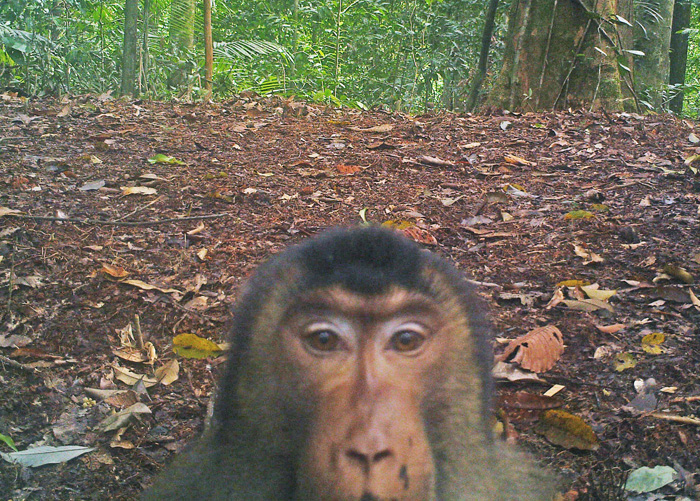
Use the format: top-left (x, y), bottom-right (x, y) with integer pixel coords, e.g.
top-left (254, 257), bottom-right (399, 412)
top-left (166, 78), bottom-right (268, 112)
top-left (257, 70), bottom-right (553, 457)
top-left (2, 0), bottom-right (700, 500)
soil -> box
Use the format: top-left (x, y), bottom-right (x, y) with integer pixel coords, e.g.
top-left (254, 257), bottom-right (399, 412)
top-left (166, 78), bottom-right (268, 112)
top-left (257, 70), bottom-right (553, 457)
top-left (0, 94), bottom-right (699, 500)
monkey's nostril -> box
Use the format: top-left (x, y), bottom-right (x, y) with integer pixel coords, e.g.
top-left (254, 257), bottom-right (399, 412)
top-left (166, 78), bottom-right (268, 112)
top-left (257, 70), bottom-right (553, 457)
top-left (372, 449), bottom-right (392, 463)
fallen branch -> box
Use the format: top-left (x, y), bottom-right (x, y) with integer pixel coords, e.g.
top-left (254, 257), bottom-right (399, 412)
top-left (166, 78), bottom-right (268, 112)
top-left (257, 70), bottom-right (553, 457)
top-left (5, 213), bottom-right (228, 226)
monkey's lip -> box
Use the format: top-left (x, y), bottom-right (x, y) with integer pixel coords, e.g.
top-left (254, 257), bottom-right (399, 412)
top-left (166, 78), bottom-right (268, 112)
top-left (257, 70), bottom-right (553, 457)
top-left (359, 492), bottom-right (380, 501)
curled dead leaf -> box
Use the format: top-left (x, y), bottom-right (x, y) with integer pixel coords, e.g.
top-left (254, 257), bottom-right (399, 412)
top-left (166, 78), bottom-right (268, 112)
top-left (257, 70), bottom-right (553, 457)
top-left (495, 325), bottom-right (564, 373)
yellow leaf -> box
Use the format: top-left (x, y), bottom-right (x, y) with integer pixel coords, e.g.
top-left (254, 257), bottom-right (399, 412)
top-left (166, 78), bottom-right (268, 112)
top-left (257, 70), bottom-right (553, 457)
top-left (581, 284), bottom-right (617, 301)
top-left (172, 333), bottom-right (223, 359)
top-left (564, 210), bottom-right (595, 220)
top-left (615, 353), bottom-right (636, 372)
top-left (557, 279), bottom-right (589, 287)
top-left (641, 332), bottom-right (665, 355)
top-left (537, 410), bottom-right (599, 451)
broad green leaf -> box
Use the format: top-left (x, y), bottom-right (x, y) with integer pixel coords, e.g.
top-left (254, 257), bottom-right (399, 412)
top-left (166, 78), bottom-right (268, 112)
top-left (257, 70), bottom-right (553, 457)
top-left (1, 445), bottom-right (94, 467)
top-left (147, 154), bottom-right (185, 165)
top-left (625, 466), bottom-right (676, 493)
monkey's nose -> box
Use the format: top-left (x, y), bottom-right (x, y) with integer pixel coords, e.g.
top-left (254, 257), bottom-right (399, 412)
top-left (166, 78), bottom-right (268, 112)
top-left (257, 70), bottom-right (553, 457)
top-left (345, 447), bottom-right (394, 476)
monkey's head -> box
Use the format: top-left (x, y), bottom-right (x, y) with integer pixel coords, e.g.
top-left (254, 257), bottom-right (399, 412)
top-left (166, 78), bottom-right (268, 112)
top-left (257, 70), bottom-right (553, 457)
top-left (214, 226), bottom-right (494, 501)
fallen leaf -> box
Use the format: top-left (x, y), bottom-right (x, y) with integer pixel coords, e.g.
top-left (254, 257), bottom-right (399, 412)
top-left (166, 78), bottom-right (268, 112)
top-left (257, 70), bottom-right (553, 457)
top-left (121, 280), bottom-right (181, 295)
top-left (564, 210), bottom-right (595, 220)
top-left (101, 264), bottom-right (129, 278)
top-left (147, 154), bottom-right (184, 165)
top-left (155, 359), bottom-right (180, 385)
top-left (351, 124), bottom-right (394, 133)
top-left (563, 299), bottom-right (613, 312)
top-left (537, 409), bottom-right (599, 451)
top-left (98, 402), bottom-right (152, 432)
top-left (594, 323), bottom-right (626, 334)
top-left (491, 361), bottom-right (545, 382)
top-left (495, 325), bottom-right (564, 373)
top-left (78, 180), bottom-right (106, 191)
top-left (614, 352), bottom-right (637, 372)
top-left (625, 466), bottom-right (677, 494)
top-left (641, 332), bottom-right (665, 354)
top-left (662, 264), bottom-right (694, 284)
top-left (172, 333), bottom-right (223, 359)
top-left (500, 391), bottom-right (562, 410)
top-left (112, 365), bottom-right (158, 387)
top-left (1, 446), bottom-right (94, 468)
top-left (419, 155), bottom-right (454, 167)
top-left (121, 186), bottom-right (157, 196)
top-left (0, 207), bottom-right (22, 217)
top-left (504, 154), bottom-right (536, 167)
top-left (336, 164), bottom-right (363, 175)
top-left (573, 244), bottom-right (604, 264)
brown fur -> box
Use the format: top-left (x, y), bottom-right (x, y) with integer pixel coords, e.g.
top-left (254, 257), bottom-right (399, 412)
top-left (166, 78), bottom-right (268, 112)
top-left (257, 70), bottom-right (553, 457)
top-left (142, 227), bottom-right (554, 500)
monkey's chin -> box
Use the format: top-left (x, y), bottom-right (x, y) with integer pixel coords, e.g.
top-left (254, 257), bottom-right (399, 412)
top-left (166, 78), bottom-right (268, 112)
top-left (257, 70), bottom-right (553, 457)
top-left (295, 469), bottom-right (436, 501)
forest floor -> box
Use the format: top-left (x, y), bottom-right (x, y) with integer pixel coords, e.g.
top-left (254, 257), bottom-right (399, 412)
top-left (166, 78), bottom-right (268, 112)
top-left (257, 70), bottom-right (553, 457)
top-left (0, 94), bottom-right (699, 500)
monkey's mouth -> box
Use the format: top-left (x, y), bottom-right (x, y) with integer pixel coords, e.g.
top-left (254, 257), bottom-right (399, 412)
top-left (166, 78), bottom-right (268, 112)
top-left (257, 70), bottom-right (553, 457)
top-left (359, 492), bottom-right (380, 501)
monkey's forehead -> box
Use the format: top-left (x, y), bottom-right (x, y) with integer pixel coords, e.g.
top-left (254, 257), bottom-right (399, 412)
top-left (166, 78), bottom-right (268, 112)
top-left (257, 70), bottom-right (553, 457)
top-left (287, 286), bottom-right (443, 319)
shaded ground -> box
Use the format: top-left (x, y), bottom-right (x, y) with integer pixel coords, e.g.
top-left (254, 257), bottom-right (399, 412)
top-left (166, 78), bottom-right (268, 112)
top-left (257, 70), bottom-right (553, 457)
top-left (0, 94), bottom-right (699, 500)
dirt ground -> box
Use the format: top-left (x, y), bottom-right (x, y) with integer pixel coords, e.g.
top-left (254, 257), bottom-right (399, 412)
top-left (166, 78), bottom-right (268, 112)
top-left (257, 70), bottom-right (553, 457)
top-left (0, 94), bottom-right (699, 500)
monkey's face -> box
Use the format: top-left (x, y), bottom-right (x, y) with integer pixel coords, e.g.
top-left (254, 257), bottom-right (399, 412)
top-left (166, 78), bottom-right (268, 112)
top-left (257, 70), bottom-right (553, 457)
top-left (281, 286), bottom-right (452, 501)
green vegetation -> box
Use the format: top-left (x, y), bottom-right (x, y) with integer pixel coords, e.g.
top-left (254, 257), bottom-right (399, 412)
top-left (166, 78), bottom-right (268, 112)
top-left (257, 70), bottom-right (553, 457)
top-left (0, 0), bottom-right (699, 115)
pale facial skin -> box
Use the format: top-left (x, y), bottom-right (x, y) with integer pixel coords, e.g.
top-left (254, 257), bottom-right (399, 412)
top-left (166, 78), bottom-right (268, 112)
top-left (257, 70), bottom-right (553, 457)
top-left (282, 287), bottom-right (453, 501)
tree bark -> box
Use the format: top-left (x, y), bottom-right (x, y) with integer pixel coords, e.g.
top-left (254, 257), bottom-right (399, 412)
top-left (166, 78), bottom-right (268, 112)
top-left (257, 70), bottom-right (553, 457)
top-left (204, 0), bottom-right (213, 100)
top-left (466, 0), bottom-right (499, 112)
top-left (669, 0), bottom-right (691, 113)
top-left (487, 0), bottom-right (627, 112)
top-left (120, 0), bottom-right (139, 97)
top-left (633, 0), bottom-right (674, 110)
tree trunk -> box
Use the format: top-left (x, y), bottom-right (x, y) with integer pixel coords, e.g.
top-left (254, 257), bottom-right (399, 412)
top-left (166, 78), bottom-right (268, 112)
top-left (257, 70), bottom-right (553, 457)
top-left (487, 0), bottom-right (627, 112)
top-left (634, 0), bottom-right (674, 110)
top-left (466, 0), bottom-right (499, 112)
top-left (669, 0), bottom-right (691, 113)
top-left (168, 0), bottom-right (196, 94)
top-left (170, 0), bottom-right (196, 51)
top-left (203, 0), bottom-right (213, 100)
top-left (120, 0), bottom-right (139, 97)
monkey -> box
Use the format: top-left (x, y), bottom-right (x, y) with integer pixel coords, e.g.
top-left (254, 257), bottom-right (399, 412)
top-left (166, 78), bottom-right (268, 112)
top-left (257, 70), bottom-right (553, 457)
top-left (142, 226), bottom-right (554, 500)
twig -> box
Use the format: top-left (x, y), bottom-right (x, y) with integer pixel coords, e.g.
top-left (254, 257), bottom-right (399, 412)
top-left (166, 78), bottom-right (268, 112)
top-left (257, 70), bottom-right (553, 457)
top-left (115, 195), bottom-right (164, 222)
top-left (5, 213), bottom-right (228, 226)
top-left (0, 354), bottom-right (38, 373)
top-left (133, 314), bottom-right (144, 350)
top-left (648, 412), bottom-right (700, 426)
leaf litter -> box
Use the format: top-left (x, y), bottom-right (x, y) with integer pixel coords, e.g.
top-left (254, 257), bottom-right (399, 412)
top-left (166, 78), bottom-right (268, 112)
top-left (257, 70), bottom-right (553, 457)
top-left (0, 95), bottom-right (699, 499)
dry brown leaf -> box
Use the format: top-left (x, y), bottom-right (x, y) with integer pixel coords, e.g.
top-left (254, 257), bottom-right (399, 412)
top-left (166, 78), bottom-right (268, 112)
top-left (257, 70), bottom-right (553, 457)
top-left (155, 359), bottom-right (180, 385)
top-left (418, 155), bottom-right (455, 167)
top-left (504, 154), bottom-right (536, 167)
top-left (496, 325), bottom-right (564, 373)
top-left (400, 226), bottom-right (437, 245)
top-left (594, 323), bottom-right (626, 334)
top-left (121, 279), bottom-right (181, 294)
top-left (336, 164), bottom-right (363, 175)
top-left (101, 264), bottom-right (129, 278)
top-left (500, 391), bottom-right (562, 410)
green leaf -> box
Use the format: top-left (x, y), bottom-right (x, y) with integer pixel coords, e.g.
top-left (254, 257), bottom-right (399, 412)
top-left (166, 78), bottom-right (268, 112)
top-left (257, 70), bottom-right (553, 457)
top-left (1, 446), bottom-right (94, 467)
top-left (147, 154), bottom-right (185, 165)
top-left (0, 433), bottom-right (18, 452)
top-left (625, 466), bottom-right (676, 493)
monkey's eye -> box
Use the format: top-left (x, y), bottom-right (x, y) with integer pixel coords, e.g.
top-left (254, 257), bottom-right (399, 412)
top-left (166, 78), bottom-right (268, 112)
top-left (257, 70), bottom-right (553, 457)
top-left (304, 329), bottom-right (341, 352)
top-left (390, 330), bottom-right (425, 353)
